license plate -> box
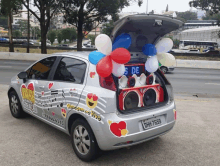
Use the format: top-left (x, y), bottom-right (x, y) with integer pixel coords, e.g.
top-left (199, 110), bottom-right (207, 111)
top-left (142, 116), bottom-right (162, 130)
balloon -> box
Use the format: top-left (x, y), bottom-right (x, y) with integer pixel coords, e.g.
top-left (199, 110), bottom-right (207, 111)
top-left (157, 53), bottom-right (176, 67)
top-left (96, 56), bottom-right (113, 77)
top-left (142, 44), bottom-right (157, 56)
top-left (89, 51), bottom-right (106, 65)
top-left (112, 61), bottom-right (125, 77)
top-left (95, 34), bottom-right (112, 55)
top-left (145, 56), bottom-right (159, 73)
top-left (112, 33), bottom-right (132, 51)
top-left (155, 38), bottom-right (173, 54)
top-left (110, 48), bottom-right (131, 64)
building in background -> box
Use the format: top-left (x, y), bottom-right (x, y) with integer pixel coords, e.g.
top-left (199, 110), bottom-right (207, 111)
top-left (175, 27), bottom-right (220, 47)
top-left (184, 20), bottom-right (218, 29)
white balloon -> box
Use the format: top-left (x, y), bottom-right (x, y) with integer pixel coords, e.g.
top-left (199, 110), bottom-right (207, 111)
top-left (155, 38), bottom-right (173, 54)
top-left (95, 34), bottom-right (112, 55)
top-left (157, 53), bottom-right (176, 67)
top-left (112, 60), bottom-right (126, 77)
top-left (145, 56), bottom-right (159, 73)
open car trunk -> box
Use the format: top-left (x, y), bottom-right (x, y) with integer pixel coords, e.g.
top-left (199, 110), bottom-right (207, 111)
top-left (110, 14), bottom-right (183, 113)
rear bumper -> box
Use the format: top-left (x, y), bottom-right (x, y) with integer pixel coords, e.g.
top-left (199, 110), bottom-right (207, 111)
top-left (88, 101), bottom-right (176, 150)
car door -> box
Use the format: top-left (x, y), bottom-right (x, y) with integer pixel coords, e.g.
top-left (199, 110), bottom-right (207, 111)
top-left (41, 56), bottom-right (88, 129)
top-left (20, 56), bottom-right (57, 117)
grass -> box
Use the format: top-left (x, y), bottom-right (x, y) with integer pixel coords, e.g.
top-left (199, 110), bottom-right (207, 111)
top-left (0, 47), bottom-right (72, 54)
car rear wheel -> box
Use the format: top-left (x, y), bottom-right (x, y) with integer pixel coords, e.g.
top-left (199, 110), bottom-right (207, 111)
top-left (9, 91), bottom-right (25, 118)
top-left (71, 119), bottom-right (100, 162)
top-left (160, 66), bottom-right (168, 74)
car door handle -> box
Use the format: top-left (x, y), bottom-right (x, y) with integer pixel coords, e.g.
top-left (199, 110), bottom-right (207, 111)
top-left (39, 86), bottom-right (45, 89)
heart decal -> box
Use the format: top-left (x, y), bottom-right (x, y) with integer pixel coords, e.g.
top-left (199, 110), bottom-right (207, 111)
top-left (90, 72), bottom-right (96, 78)
top-left (48, 82), bottom-right (54, 89)
top-left (52, 112), bottom-right (55, 116)
top-left (41, 91), bottom-right (44, 96)
top-left (108, 120), bottom-right (128, 137)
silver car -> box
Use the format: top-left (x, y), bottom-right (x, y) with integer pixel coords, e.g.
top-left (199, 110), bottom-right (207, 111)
top-left (8, 15), bottom-right (182, 161)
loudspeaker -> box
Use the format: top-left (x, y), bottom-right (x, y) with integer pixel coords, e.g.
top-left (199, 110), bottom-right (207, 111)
top-left (119, 84), bottom-right (164, 111)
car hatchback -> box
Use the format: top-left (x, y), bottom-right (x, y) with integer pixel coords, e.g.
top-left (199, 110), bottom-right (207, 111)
top-left (8, 14), bottom-right (182, 161)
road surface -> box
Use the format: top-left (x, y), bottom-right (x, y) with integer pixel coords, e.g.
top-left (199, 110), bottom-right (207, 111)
top-left (0, 60), bottom-right (220, 98)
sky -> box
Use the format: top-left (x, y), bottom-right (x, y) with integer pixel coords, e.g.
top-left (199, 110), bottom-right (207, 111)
top-left (122, 0), bottom-right (197, 14)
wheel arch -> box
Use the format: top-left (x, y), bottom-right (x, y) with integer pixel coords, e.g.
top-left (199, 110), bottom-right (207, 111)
top-left (68, 113), bottom-right (89, 135)
top-left (8, 87), bottom-right (17, 99)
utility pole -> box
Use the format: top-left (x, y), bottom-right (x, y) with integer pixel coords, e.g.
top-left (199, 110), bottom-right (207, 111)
top-left (27, 0), bottom-right (30, 53)
top-left (146, 0), bottom-right (148, 14)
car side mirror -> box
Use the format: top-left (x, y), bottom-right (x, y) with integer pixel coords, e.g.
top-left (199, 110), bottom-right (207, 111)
top-left (18, 72), bottom-right (27, 83)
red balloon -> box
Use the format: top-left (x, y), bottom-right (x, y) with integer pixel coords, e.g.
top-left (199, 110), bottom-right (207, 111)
top-left (110, 48), bottom-right (131, 64)
top-left (96, 56), bottom-right (113, 77)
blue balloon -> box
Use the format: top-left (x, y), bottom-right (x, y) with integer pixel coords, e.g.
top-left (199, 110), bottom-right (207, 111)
top-left (142, 44), bottom-right (157, 56)
top-left (89, 51), bottom-right (106, 65)
top-left (112, 33), bottom-right (132, 51)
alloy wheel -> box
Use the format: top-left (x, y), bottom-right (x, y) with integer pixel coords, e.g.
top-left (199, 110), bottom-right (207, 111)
top-left (73, 125), bottom-right (91, 155)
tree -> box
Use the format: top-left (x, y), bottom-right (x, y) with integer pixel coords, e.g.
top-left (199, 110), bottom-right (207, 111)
top-left (0, 0), bottom-right (22, 52)
top-left (47, 30), bottom-right (56, 45)
top-left (166, 4), bottom-right (169, 12)
top-left (87, 34), bottom-right (95, 45)
top-left (176, 11), bottom-right (198, 22)
top-left (63, 0), bottom-right (143, 51)
top-left (61, 28), bottom-right (70, 42)
top-left (0, 16), bottom-right (8, 29)
top-left (189, 0), bottom-right (220, 14)
top-left (69, 28), bottom-right (77, 42)
top-left (203, 13), bottom-right (220, 25)
top-left (31, 27), bottom-right (41, 39)
top-left (101, 20), bottom-right (114, 36)
top-left (22, 0), bottom-right (62, 54)
top-left (16, 20), bottom-right (30, 35)
top-left (57, 30), bottom-right (63, 44)
top-left (13, 30), bottom-right (22, 38)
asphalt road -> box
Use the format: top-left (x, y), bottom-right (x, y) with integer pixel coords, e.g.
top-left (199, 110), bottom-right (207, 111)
top-left (0, 60), bottom-right (220, 98)
top-left (0, 84), bottom-right (220, 166)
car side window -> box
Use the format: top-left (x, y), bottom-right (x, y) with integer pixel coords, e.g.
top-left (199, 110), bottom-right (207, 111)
top-left (53, 57), bottom-right (87, 84)
top-left (28, 56), bottom-right (57, 80)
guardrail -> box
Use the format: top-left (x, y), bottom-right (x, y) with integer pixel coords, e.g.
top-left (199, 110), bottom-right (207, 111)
top-left (0, 43), bottom-right (96, 51)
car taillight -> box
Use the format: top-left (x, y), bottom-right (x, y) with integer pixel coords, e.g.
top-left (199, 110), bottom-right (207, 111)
top-left (99, 75), bottom-right (116, 91)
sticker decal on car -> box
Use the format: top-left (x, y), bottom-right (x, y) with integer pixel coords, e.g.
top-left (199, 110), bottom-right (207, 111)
top-left (90, 72), bottom-right (96, 78)
top-left (67, 103), bottom-right (102, 122)
top-left (48, 82), bottom-right (54, 90)
top-left (108, 120), bottom-right (129, 137)
top-left (86, 93), bottom-right (98, 109)
top-left (21, 83), bottom-right (35, 112)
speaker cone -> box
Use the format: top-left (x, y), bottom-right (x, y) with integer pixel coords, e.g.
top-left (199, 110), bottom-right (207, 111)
top-left (143, 89), bottom-right (156, 106)
top-left (127, 77), bottom-right (136, 87)
top-left (124, 92), bottom-right (139, 110)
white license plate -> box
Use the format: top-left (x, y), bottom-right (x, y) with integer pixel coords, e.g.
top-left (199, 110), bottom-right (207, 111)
top-left (142, 116), bottom-right (162, 130)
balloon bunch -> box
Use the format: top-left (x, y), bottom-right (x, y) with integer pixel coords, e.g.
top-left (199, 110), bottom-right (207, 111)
top-left (89, 34), bottom-right (132, 78)
top-left (142, 38), bottom-right (176, 73)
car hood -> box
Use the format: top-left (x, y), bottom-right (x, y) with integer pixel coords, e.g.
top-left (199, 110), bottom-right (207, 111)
top-left (111, 14), bottom-right (183, 52)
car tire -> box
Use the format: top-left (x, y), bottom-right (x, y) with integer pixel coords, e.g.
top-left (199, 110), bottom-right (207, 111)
top-left (160, 66), bottom-right (168, 74)
top-left (9, 91), bottom-right (25, 118)
top-left (71, 119), bottom-right (100, 162)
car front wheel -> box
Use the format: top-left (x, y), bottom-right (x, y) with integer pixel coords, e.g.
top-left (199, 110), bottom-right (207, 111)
top-left (9, 91), bottom-right (25, 118)
top-left (160, 66), bottom-right (168, 74)
top-left (71, 119), bottom-right (100, 162)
